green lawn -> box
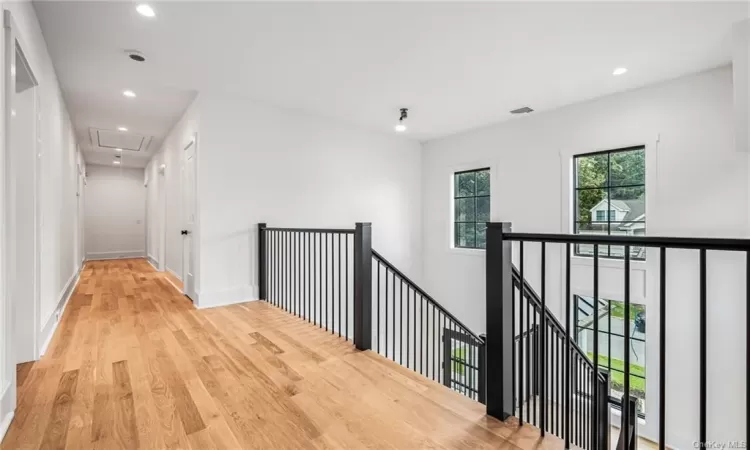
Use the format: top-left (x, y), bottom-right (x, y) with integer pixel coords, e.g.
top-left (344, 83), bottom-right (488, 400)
top-left (608, 301), bottom-right (646, 320)
top-left (587, 353), bottom-right (646, 399)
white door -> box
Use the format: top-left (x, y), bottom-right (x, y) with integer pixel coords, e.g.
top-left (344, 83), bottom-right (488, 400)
top-left (182, 137), bottom-right (197, 300)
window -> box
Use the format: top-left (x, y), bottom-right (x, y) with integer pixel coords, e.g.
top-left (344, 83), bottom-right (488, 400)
top-left (574, 295), bottom-right (647, 418)
top-left (454, 168), bottom-right (490, 249)
top-left (574, 147), bottom-right (645, 259)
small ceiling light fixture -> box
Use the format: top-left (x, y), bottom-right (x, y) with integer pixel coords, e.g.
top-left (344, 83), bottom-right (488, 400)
top-left (113, 160), bottom-right (121, 165)
top-left (136, 4), bottom-right (155, 17)
top-left (117, 126), bottom-right (128, 132)
top-left (394, 108), bottom-right (408, 132)
top-left (613, 67), bottom-right (628, 76)
top-left (115, 148), bottom-right (123, 152)
top-left (123, 89), bottom-right (136, 98)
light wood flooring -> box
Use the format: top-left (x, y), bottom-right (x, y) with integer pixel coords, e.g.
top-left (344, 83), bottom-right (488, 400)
top-left (1, 258), bottom-right (573, 450)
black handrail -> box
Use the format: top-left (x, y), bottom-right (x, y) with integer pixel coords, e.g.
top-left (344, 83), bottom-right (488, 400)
top-left (372, 249), bottom-right (484, 343)
top-left (264, 226), bottom-right (355, 234)
top-left (503, 231), bottom-right (750, 251)
top-left (512, 265), bottom-right (601, 378)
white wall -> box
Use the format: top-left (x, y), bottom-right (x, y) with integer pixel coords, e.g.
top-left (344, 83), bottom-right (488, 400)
top-left (422, 66), bottom-right (746, 447)
top-left (146, 96), bottom-right (199, 280)
top-left (0, 1), bottom-right (82, 438)
top-left (84, 165), bottom-right (145, 259)
top-left (194, 93), bottom-right (422, 308)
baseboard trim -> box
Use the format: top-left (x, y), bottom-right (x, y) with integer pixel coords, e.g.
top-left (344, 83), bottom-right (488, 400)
top-left (147, 256), bottom-right (159, 271)
top-left (86, 250), bottom-right (145, 261)
top-left (0, 411), bottom-right (13, 444)
top-left (39, 266), bottom-right (81, 357)
top-left (166, 268), bottom-right (182, 282)
top-left (196, 284), bottom-right (257, 310)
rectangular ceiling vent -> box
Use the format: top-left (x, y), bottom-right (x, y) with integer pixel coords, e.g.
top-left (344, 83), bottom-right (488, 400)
top-left (510, 106), bottom-right (534, 115)
top-left (88, 128), bottom-right (152, 152)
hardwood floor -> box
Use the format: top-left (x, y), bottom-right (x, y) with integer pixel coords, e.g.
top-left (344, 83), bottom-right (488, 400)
top-left (1, 258), bottom-right (571, 450)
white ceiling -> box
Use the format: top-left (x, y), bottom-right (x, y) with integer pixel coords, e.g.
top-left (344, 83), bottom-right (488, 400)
top-left (33, 1), bottom-right (749, 168)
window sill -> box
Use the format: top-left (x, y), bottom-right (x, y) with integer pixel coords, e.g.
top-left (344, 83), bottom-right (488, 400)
top-left (448, 247), bottom-right (486, 257)
top-left (571, 256), bottom-right (647, 269)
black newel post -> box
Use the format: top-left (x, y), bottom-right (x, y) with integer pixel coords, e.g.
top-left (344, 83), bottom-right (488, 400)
top-left (258, 223), bottom-right (267, 301)
top-left (486, 222), bottom-right (514, 419)
top-left (354, 222), bottom-right (372, 351)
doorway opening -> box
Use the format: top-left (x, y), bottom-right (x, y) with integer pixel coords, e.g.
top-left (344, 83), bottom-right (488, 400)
top-left (2, 10), bottom-right (41, 426)
top-left (9, 38), bottom-right (40, 365)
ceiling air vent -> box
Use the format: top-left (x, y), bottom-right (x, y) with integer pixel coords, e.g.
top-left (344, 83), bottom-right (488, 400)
top-left (510, 106), bottom-right (534, 115)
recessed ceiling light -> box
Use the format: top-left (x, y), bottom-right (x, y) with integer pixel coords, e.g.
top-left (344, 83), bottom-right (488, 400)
top-left (613, 67), bottom-right (628, 76)
top-left (394, 124), bottom-right (407, 132)
top-left (115, 148), bottom-right (123, 152)
top-left (113, 160), bottom-right (121, 165)
top-left (117, 127), bottom-right (128, 132)
top-left (136, 4), bottom-right (155, 17)
top-left (123, 90), bottom-right (136, 98)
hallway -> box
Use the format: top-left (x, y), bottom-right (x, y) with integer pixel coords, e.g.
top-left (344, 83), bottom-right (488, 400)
top-left (0, 259), bottom-right (566, 450)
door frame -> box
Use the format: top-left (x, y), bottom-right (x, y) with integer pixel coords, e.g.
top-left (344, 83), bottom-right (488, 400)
top-left (1, 8), bottom-right (41, 432)
top-left (181, 133), bottom-right (198, 301)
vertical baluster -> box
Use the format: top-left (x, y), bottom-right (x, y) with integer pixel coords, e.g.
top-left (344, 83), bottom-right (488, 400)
top-left (345, 234), bottom-right (349, 340)
top-left (512, 265), bottom-right (517, 417)
top-left (338, 233), bottom-right (342, 337)
top-left (377, 261), bottom-right (381, 353)
top-left (399, 279), bottom-right (404, 365)
top-left (526, 282), bottom-right (531, 425)
top-left (540, 242), bottom-right (546, 433)
top-left (699, 248), bottom-right (707, 445)
top-left (294, 232), bottom-right (301, 317)
top-left (307, 233), bottom-right (311, 321)
top-left (392, 271), bottom-right (396, 360)
top-left (406, 284), bottom-right (413, 369)
top-left (519, 241), bottom-right (524, 425)
top-left (565, 242), bottom-right (571, 447)
top-left (433, 304), bottom-right (437, 381)
top-left (593, 245), bottom-right (600, 446)
top-left (623, 246), bottom-right (632, 445)
top-left (318, 233), bottom-right (322, 327)
top-left (385, 267), bottom-right (389, 358)
top-left (659, 247), bottom-right (666, 450)
top-left (419, 294), bottom-right (424, 375)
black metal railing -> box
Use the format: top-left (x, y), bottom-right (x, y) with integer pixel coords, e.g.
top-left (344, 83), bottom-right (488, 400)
top-left (258, 223), bottom-right (360, 342)
top-left (259, 222), bottom-right (486, 403)
top-left (373, 250), bottom-right (486, 402)
top-left (512, 265), bottom-right (610, 450)
top-left (486, 222), bottom-right (750, 450)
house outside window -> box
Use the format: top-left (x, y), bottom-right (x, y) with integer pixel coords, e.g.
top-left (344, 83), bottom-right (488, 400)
top-left (574, 146), bottom-right (645, 259)
top-left (454, 168), bottom-right (490, 249)
top-left (574, 295), bottom-right (647, 418)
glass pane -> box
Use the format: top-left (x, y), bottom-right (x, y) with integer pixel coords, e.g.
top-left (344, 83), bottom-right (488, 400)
top-left (475, 223), bottom-right (486, 249)
top-left (455, 172), bottom-right (475, 197)
top-left (576, 153), bottom-right (608, 188)
top-left (610, 186), bottom-right (645, 258)
top-left (455, 223), bottom-right (476, 248)
top-left (575, 222), bottom-right (610, 257)
top-left (610, 148), bottom-right (645, 187)
top-left (476, 170), bottom-right (490, 196)
top-left (476, 196), bottom-right (490, 222)
top-left (455, 198), bottom-right (475, 222)
top-left (576, 188), bottom-right (606, 223)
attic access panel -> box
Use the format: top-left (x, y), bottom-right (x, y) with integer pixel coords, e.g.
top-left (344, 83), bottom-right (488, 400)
top-left (89, 128), bottom-right (152, 152)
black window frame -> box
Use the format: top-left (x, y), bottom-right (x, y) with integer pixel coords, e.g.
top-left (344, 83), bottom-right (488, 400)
top-left (573, 145), bottom-right (646, 260)
top-left (453, 167), bottom-right (490, 250)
